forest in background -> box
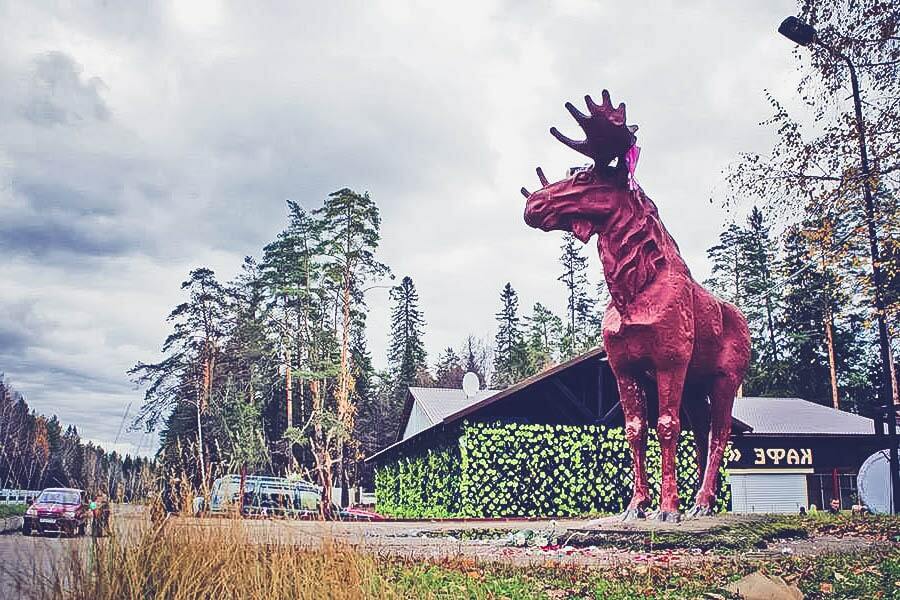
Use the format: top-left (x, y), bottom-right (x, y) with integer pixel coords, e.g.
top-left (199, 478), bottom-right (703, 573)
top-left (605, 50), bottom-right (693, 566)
top-left (0, 376), bottom-right (154, 498)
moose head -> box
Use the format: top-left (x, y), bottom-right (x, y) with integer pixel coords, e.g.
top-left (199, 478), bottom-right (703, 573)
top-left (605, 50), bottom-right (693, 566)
top-left (522, 90), bottom-right (639, 243)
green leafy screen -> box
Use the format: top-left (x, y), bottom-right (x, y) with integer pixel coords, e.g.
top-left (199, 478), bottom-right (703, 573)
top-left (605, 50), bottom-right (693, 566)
top-left (375, 421), bottom-right (729, 518)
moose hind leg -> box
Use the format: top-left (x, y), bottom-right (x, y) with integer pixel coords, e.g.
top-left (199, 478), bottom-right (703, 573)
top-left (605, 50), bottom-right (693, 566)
top-left (689, 375), bottom-right (738, 517)
top-left (654, 367), bottom-right (688, 522)
top-left (682, 395), bottom-right (710, 484)
top-left (618, 373), bottom-right (650, 520)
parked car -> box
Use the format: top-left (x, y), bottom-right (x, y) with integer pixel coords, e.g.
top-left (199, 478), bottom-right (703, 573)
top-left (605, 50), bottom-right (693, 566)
top-left (208, 474), bottom-right (383, 521)
top-left (22, 488), bottom-right (89, 536)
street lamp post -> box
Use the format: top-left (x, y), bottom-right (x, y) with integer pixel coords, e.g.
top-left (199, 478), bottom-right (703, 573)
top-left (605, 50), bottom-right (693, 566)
top-left (779, 16), bottom-right (900, 514)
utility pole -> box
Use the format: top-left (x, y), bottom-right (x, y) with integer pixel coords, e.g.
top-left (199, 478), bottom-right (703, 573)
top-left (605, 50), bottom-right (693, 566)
top-left (779, 16), bottom-right (900, 513)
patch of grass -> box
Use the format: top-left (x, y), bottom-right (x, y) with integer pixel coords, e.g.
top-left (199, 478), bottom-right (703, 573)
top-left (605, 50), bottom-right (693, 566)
top-left (568, 516), bottom-right (807, 551)
top-left (0, 504), bottom-right (26, 518)
top-left (7, 522), bottom-right (399, 599)
top-left (798, 512), bottom-right (900, 542)
top-left (730, 547), bottom-right (900, 600)
top-left (388, 561), bottom-right (547, 599)
top-left (420, 528), bottom-right (510, 541)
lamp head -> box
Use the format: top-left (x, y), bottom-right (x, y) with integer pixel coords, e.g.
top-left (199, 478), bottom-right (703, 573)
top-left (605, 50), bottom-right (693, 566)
top-left (778, 16), bottom-right (817, 46)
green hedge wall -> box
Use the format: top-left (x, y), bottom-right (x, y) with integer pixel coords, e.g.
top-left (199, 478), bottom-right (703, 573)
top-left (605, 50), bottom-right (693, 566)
top-left (374, 430), bottom-right (462, 518)
top-left (374, 421), bottom-right (729, 518)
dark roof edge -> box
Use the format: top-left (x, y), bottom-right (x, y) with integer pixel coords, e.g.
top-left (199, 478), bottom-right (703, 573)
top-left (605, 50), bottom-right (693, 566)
top-left (442, 347), bottom-right (606, 425)
top-left (367, 348), bottom-right (606, 464)
top-left (365, 422), bottom-right (448, 463)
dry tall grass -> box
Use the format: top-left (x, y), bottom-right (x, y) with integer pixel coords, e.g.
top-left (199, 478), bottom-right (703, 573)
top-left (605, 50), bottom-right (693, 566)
top-left (11, 520), bottom-right (402, 600)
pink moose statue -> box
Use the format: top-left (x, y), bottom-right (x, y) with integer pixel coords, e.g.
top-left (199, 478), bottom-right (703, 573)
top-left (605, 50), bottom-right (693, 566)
top-left (521, 90), bottom-right (751, 521)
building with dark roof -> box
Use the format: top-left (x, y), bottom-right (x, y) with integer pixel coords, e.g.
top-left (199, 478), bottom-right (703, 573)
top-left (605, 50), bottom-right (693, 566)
top-left (368, 348), bottom-right (887, 515)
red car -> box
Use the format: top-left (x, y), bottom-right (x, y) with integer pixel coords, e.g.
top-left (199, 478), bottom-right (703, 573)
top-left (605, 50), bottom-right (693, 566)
top-left (22, 488), bottom-right (89, 536)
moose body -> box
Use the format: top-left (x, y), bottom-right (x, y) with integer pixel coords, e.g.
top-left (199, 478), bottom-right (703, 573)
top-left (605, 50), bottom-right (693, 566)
top-left (522, 91), bottom-right (750, 520)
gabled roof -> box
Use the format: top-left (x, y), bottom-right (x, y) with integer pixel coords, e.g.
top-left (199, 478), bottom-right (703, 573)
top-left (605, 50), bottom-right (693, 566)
top-left (732, 396), bottom-right (876, 436)
top-left (408, 387), bottom-right (501, 427)
top-left (373, 348), bottom-right (607, 461)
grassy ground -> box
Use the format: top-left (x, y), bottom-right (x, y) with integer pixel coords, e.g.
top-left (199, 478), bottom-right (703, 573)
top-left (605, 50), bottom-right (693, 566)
top-left (6, 512), bottom-right (899, 599)
top-left (387, 548), bottom-right (900, 599)
top-left (567, 516), bottom-right (809, 551)
top-left (0, 504), bottom-right (26, 518)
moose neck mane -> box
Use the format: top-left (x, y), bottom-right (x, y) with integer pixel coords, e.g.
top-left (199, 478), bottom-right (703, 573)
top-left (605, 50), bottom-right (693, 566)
top-left (595, 186), bottom-right (690, 311)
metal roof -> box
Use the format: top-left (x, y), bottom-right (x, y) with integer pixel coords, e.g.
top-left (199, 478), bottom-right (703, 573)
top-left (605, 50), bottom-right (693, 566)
top-left (733, 396), bottom-right (876, 436)
top-left (408, 387), bottom-right (501, 427)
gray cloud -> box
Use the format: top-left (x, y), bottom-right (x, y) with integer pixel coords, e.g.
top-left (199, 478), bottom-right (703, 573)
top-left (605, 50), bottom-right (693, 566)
top-left (21, 51), bottom-right (110, 126)
top-left (0, 0), bottom-right (800, 453)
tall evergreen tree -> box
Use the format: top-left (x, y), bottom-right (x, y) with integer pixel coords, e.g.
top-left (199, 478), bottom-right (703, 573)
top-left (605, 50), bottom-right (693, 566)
top-left (743, 207), bottom-right (781, 364)
top-left (558, 233), bottom-right (595, 357)
top-left (778, 227), bottom-right (834, 403)
top-left (388, 276), bottom-right (428, 403)
top-left (316, 188), bottom-right (389, 432)
top-left (705, 222), bottom-right (748, 307)
top-left (525, 303), bottom-right (562, 374)
top-left (130, 267), bottom-right (229, 490)
top-left (260, 201), bottom-right (324, 440)
top-left (492, 283), bottom-right (528, 388)
top-left (316, 188), bottom-right (389, 504)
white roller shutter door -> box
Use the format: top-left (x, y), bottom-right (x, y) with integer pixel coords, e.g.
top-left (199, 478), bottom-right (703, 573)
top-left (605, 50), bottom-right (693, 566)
top-left (729, 472), bottom-right (808, 514)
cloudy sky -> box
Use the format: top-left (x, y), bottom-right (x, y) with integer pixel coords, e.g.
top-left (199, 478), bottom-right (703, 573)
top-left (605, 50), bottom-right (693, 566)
top-left (0, 0), bottom-right (803, 455)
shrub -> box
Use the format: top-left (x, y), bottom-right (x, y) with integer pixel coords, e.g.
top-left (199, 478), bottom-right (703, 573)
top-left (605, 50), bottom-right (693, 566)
top-left (0, 504), bottom-right (26, 518)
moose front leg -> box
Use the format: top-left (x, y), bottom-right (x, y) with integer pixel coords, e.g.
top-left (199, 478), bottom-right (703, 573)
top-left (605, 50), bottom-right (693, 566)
top-left (655, 366), bottom-right (688, 522)
top-left (617, 373), bottom-right (650, 520)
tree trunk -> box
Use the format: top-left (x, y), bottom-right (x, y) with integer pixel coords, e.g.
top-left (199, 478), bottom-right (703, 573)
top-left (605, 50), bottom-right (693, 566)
top-left (818, 233), bottom-right (839, 410)
top-left (285, 345), bottom-right (292, 430)
top-left (764, 294), bottom-right (778, 363)
top-left (340, 445), bottom-right (350, 507)
top-left (890, 349), bottom-right (899, 406)
top-left (196, 400), bottom-right (206, 493)
top-left (824, 310), bottom-right (840, 409)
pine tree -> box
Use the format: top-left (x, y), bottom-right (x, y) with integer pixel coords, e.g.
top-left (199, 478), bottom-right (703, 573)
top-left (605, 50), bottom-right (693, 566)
top-left (743, 207), bottom-right (781, 365)
top-left (558, 233), bottom-right (594, 358)
top-left (778, 227), bottom-right (834, 403)
top-left (260, 202), bottom-right (325, 437)
top-left (435, 347), bottom-right (465, 388)
top-left (525, 303), bottom-right (562, 374)
top-left (492, 283), bottom-right (528, 387)
top-left (316, 188), bottom-right (389, 504)
top-left (130, 267), bottom-right (229, 490)
top-left (705, 222), bottom-right (748, 307)
top-left (388, 276), bottom-right (428, 403)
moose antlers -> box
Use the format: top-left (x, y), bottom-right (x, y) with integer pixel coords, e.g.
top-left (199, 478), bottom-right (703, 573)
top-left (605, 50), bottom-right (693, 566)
top-left (520, 90), bottom-right (638, 198)
top-left (550, 90), bottom-right (638, 168)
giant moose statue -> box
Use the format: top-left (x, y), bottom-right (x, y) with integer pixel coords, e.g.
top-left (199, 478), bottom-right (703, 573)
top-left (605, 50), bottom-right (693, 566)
top-left (521, 91), bottom-right (751, 521)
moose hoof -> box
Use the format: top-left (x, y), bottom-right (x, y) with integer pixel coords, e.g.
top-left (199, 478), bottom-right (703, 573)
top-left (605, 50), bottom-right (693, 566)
top-left (653, 510), bottom-right (682, 523)
top-left (686, 505), bottom-right (714, 519)
top-left (620, 508), bottom-right (646, 522)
